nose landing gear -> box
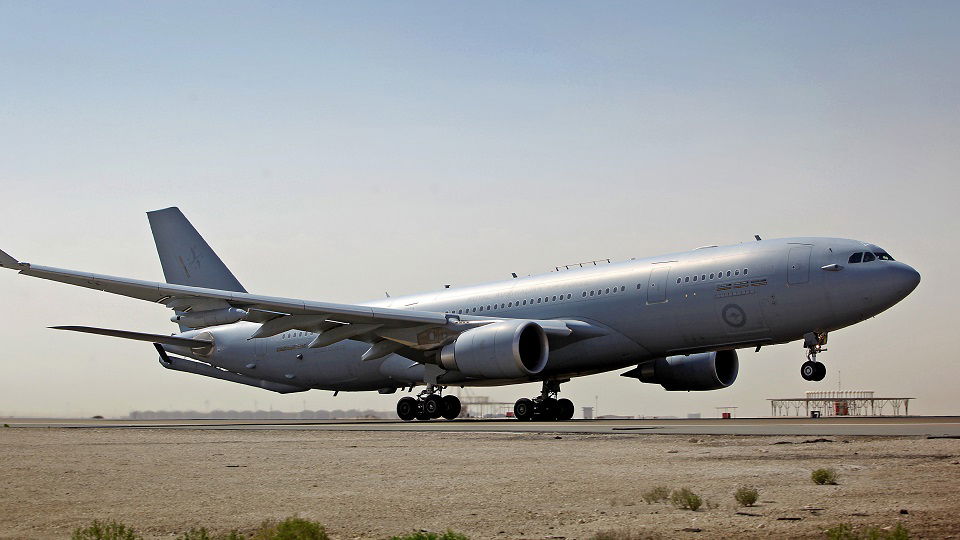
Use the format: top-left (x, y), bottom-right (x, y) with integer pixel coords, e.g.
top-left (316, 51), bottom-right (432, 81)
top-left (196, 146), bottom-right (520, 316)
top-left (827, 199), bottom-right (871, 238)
top-left (396, 385), bottom-right (461, 421)
top-left (800, 332), bottom-right (828, 382)
top-left (514, 380), bottom-right (575, 421)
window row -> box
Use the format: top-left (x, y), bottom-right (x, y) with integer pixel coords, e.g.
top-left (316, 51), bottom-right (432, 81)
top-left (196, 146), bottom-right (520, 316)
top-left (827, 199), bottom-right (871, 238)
top-left (676, 268), bottom-right (749, 284)
top-left (447, 284), bottom-right (631, 315)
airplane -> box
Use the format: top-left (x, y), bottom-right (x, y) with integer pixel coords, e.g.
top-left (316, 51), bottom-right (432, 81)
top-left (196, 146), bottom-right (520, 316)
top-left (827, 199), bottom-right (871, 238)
top-left (0, 208), bottom-right (920, 421)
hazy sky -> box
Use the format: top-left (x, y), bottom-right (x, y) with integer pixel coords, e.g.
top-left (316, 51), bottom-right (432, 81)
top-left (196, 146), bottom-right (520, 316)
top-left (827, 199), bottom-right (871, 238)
top-left (2, 2), bottom-right (958, 417)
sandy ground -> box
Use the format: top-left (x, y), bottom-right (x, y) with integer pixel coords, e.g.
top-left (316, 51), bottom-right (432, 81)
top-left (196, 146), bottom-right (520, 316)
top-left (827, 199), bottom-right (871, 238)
top-left (0, 428), bottom-right (958, 539)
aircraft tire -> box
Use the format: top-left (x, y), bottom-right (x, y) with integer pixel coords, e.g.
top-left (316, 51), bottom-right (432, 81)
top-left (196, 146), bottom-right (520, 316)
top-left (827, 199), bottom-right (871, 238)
top-left (801, 361), bottom-right (816, 381)
top-left (537, 397), bottom-right (559, 421)
top-left (441, 395), bottom-right (461, 420)
top-left (514, 398), bottom-right (535, 421)
top-left (557, 398), bottom-right (575, 421)
top-left (812, 362), bottom-right (827, 381)
top-left (423, 394), bottom-right (444, 419)
top-left (396, 396), bottom-right (418, 422)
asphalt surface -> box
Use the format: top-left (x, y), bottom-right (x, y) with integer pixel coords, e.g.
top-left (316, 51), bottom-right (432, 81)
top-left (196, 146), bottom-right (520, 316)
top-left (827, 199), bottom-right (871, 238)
top-left (5, 416), bottom-right (959, 436)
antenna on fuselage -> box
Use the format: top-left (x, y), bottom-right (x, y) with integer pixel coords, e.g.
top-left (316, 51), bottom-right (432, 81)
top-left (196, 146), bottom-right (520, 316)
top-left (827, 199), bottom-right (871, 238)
top-left (754, 235), bottom-right (762, 241)
top-left (385, 291), bottom-right (390, 298)
top-left (511, 273), bottom-right (518, 278)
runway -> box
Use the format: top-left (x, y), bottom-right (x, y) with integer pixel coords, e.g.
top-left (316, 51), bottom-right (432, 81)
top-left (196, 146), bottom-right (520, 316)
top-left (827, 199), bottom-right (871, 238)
top-left (6, 416), bottom-right (960, 437)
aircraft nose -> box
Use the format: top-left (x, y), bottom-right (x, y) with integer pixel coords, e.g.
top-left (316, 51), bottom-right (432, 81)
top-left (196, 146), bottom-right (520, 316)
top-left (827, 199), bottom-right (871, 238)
top-left (890, 262), bottom-right (921, 297)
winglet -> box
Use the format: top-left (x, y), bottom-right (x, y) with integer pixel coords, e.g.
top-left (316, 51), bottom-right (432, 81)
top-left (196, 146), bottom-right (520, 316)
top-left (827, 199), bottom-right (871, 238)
top-left (0, 248), bottom-right (22, 269)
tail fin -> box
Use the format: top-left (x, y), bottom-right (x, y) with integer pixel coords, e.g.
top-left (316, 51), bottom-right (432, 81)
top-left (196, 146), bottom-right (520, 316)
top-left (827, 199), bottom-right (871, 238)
top-left (147, 207), bottom-right (247, 293)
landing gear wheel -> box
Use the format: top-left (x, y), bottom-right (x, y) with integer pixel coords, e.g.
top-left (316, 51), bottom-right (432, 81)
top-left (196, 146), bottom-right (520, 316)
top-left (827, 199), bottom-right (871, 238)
top-left (441, 395), bottom-right (461, 420)
top-left (514, 398), bottom-right (535, 421)
top-left (537, 397), bottom-right (558, 421)
top-left (423, 394), bottom-right (444, 418)
top-left (556, 398), bottom-right (575, 421)
top-left (801, 361), bottom-right (817, 381)
top-left (812, 362), bottom-right (827, 381)
top-left (396, 396), bottom-right (418, 421)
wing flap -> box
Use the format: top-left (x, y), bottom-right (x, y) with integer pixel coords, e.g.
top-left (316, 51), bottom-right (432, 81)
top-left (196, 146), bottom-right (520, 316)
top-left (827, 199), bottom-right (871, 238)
top-left (17, 263), bottom-right (448, 328)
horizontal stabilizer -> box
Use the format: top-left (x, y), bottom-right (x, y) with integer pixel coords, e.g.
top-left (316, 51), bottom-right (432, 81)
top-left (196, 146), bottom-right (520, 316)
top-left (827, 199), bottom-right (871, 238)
top-left (51, 326), bottom-right (213, 349)
top-left (0, 248), bottom-right (19, 269)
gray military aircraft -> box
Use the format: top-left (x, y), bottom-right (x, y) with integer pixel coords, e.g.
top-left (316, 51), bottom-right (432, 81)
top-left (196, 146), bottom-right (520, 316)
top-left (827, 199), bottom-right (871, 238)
top-left (0, 208), bottom-right (920, 421)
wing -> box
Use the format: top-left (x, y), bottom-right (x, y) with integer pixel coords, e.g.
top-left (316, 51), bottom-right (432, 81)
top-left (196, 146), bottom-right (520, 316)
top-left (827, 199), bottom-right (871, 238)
top-left (1, 249), bottom-right (605, 360)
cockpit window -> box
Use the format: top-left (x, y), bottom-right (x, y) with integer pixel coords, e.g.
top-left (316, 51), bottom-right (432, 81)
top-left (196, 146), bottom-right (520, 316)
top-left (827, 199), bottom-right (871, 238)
top-left (875, 252), bottom-right (894, 261)
top-left (862, 252), bottom-right (876, 262)
top-left (848, 252), bottom-right (863, 264)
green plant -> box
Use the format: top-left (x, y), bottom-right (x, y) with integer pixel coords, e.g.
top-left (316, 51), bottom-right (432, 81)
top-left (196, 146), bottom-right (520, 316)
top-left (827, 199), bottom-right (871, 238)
top-left (72, 520), bottom-right (142, 540)
top-left (389, 532), bottom-right (469, 540)
top-left (248, 517), bottom-right (328, 540)
top-left (825, 523), bottom-right (909, 539)
top-left (641, 485), bottom-right (671, 504)
top-left (812, 468), bottom-right (838, 485)
top-left (734, 486), bottom-right (759, 506)
top-left (669, 488), bottom-right (702, 511)
top-left (178, 528), bottom-right (213, 540)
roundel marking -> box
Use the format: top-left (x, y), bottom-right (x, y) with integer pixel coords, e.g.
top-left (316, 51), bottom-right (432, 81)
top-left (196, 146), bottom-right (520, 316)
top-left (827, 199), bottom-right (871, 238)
top-left (721, 303), bottom-right (747, 328)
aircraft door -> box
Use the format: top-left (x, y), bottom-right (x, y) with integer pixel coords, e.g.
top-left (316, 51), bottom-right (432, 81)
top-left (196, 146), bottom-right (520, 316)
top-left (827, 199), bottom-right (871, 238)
top-left (788, 245), bottom-right (812, 285)
top-left (646, 266), bottom-right (670, 304)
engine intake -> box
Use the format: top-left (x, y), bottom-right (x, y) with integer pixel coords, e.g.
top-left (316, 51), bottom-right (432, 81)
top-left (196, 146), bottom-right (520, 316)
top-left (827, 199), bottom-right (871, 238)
top-left (633, 350), bottom-right (739, 391)
top-left (439, 320), bottom-right (548, 379)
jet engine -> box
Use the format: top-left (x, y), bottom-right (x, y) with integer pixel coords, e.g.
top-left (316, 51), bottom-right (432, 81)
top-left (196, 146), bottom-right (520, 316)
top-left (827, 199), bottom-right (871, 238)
top-left (439, 320), bottom-right (548, 379)
top-left (631, 350), bottom-right (739, 391)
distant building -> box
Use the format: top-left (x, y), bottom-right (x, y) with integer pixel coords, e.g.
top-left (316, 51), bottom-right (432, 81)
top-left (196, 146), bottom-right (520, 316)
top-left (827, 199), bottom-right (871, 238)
top-left (768, 391), bottom-right (914, 417)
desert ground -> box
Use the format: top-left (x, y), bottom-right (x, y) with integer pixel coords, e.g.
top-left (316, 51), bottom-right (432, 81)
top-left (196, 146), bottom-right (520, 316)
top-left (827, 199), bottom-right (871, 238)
top-left (1, 428), bottom-right (958, 539)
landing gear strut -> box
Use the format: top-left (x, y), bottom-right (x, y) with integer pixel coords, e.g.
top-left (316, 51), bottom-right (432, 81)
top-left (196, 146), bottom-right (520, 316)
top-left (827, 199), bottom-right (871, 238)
top-left (800, 332), bottom-right (828, 382)
top-left (396, 385), bottom-right (461, 422)
top-left (514, 380), bottom-right (575, 421)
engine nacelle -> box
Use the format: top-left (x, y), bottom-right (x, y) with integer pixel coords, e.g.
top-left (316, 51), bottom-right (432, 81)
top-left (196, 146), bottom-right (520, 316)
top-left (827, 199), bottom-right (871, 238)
top-left (635, 350), bottom-right (739, 391)
top-left (439, 320), bottom-right (548, 379)
top-left (172, 307), bottom-right (248, 328)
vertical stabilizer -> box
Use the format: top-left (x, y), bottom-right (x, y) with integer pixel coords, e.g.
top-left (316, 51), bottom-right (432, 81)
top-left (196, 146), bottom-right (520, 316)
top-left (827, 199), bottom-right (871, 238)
top-left (147, 207), bottom-right (247, 293)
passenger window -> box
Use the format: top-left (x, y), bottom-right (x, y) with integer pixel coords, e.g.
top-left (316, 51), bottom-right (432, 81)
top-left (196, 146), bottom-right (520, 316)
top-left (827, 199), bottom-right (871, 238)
top-left (508, 302), bottom-right (512, 307)
top-left (638, 283), bottom-right (643, 289)
top-left (693, 275), bottom-right (697, 282)
top-left (567, 294), bottom-right (572, 299)
top-left (590, 291), bottom-right (594, 296)
top-left (552, 295), bottom-right (557, 301)
top-left (735, 270), bottom-right (739, 276)
top-left (701, 274), bottom-right (706, 280)
top-left (848, 252), bottom-right (863, 264)
top-left (709, 273), bottom-right (714, 279)
top-left (605, 288), bottom-right (610, 294)
top-left (726, 271), bottom-right (731, 277)
top-left (523, 300), bottom-right (527, 305)
top-left (582, 292), bottom-right (587, 297)
top-left (620, 286), bottom-right (625, 292)
top-left (684, 277), bottom-right (690, 283)
top-left (677, 278), bottom-right (681, 284)
top-left (743, 268), bottom-right (748, 275)
top-left (862, 252), bottom-right (876, 262)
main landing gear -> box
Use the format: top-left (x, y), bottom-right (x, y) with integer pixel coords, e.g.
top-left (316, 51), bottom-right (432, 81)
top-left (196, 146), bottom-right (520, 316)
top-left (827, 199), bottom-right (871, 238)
top-left (396, 385), bottom-right (461, 422)
top-left (800, 331), bottom-right (828, 382)
top-left (514, 380), bottom-right (575, 421)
